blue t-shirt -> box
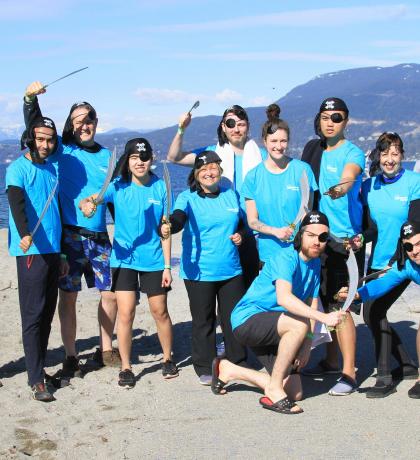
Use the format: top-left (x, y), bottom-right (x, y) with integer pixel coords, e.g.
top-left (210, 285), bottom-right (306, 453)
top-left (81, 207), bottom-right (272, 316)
top-left (6, 155), bottom-right (61, 256)
top-left (319, 140), bottom-right (365, 237)
top-left (362, 170), bottom-right (420, 269)
top-left (103, 175), bottom-right (169, 272)
top-left (231, 246), bottom-right (320, 330)
top-left (241, 160), bottom-right (318, 262)
top-left (358, 259), bottom-right (419, 302)
top-left (174, 187), bottom-right (242, 281)
top-left (48, 138), bottom-right (111, 232)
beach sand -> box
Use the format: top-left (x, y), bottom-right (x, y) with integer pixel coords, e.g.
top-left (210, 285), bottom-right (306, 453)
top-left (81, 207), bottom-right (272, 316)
top-left (0, 227), bottom-right (419, 459)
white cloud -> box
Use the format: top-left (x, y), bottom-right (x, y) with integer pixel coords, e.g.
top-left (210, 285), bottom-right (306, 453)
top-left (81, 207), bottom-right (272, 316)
top-left (248, 96), bottom-right (271, 106)
top-left (0, 93), bottom-right (20, 113)
top-left (0, 0), bottom-right (75, 21)
top-left (372, 40), bottom-right (420, 58)
top-left (134, 88), bottom-right (203, 105)
top-left (215, 89), bottom-right (243, 103)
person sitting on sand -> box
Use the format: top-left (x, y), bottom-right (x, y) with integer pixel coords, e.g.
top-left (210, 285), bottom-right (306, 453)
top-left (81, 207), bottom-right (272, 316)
top-left (80, 138), bottom-right (178, 388)
top-left (6, 116), bottom-right (68, 402)
top-left (337, 219), bottom-right (420, 399)
top-left (210, 211), bottom-right (346, 414)
top-left (161, 151), bottom-right (248, 386)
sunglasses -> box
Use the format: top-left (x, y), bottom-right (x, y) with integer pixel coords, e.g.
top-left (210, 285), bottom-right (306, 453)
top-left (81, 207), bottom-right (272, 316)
top-left (321, 113), bottom-right (346, 123)
top-left (224, 118), bottom-right (247, 129)
top-left (303, 231), bottom-right (329, 242)
top-left (403, 240), bottom-right (420, 252)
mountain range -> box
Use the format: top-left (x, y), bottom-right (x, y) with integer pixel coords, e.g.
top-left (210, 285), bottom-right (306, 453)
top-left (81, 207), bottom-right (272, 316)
top-left (2, 63), bottom-right (420, 162)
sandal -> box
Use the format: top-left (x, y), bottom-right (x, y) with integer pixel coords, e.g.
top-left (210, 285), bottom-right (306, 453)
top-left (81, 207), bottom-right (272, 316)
top-left (259, 396), bottom-right (303, 414)
top-left (211, 357), bottom-right (227, 395)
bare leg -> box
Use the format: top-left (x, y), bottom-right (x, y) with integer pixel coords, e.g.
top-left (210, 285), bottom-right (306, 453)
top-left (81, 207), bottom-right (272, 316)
top-left (336, 312), bottom-right (357, 381)
top-left (325, 331), bottom-right (340, 368)
top-left (58, 290), bottom-right (78, 357)
top-left (264, 314), bottom-right (307, 412)
top-left (115, 291), bottom-right (136, 370)
top-left (148, 293), bottom-right (173, 361)
top-left (98, 290), bottom-right (117, 351)
top-left (218, 359), bottom-right (302, 400)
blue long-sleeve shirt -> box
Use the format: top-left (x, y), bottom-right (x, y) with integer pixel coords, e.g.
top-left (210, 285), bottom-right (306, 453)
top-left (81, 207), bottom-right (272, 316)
top-left (358, 259), bottom-right (420, 301)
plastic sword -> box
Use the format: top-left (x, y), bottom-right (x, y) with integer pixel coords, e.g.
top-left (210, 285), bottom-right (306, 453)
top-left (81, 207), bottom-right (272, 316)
top-left (42, 67), bottom-right (89, 90)
top-left (188, 100), bottom-right (200, 114)
top-left (94, 146), bottom-right (117, 205)
top-left (289, 170), bottom-right (310, 230)
top-left (30, 179), bottom-right (59, 240)
top-left (359, 267), bottom-right (391, 283)
top-left (341, 248), bottom-right (359, 311)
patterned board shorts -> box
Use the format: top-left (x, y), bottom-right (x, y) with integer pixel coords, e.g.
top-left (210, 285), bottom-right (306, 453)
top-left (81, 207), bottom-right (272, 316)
top-left (59, 227), bottom-right (112, 292)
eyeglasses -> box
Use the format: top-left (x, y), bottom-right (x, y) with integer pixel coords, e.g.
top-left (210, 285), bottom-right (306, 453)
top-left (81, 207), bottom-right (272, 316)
top-left (224, 118), bottom-right (247, 129)
top-left (303, 231), bottom-right (329, 242)
top-left (320, 113), bottom-right (347, 123)
top-left (403, 240), bottom-right (420, 252)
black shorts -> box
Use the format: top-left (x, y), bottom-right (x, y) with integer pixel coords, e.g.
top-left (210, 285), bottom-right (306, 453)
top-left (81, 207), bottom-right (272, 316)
top-left (111, 268), bottom-right (171, 296)
top-left (234, 311), bottom-right (283, 374)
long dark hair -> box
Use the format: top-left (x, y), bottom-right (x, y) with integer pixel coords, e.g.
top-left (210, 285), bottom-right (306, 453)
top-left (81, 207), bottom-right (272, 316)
top-left (217, 105), bottom-right (249, 146)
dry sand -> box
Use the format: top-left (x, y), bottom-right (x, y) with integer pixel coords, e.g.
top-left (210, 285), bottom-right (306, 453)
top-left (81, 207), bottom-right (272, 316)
top-left (0, 228), bottom-right (419, 459)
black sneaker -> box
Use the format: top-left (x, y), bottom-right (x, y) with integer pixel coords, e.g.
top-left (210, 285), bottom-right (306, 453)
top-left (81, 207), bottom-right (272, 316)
top-left (118, 369), bottom-right (136, 388)
top-left (31, 382), bottom-right (55, 402)
top-left (366, 381), bottom-right (396, 399)
top-left (408, 381), bottom-right (420, 399)
top-left (161, 360), bottom-right (179, 379)
top-left (62, 356), bottom-right (82, 378)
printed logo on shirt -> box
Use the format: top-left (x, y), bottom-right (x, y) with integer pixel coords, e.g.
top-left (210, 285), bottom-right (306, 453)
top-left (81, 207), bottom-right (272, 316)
top-left (148, 198), bottom-right (161, 205)
top-left (286, 185), bottom-right (299, 191)
top-left (99, 167), bottom-right (108, 173)
top-left (226, 207), bottom-right (239, 213)
top-left (326, 165), bottom-right (338, 173)
top-left (394, 195), bottom-right (408, 202)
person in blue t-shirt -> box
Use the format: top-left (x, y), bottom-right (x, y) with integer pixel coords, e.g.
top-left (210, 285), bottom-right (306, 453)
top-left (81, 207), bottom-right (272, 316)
top-left (80, 138), bottom-right (178, 388)
top-left (301, 97), bottom-right (365, 397)
top-left (167, 105), bottom-right (265, 288)
top-left (242, 104), bottom-right (318, 263)
top-left (160, 151), bottom-right (247, 385)
top-left (337, 219), bottom-right (420, 399)
top-left (6, 116), bottom-right (68, 402)
top-left (360, 133), bottom-right (420, 398)
top-left (209, 211), bottom-right (346, 414)
top-left (23, 81), bottom-right (119, 378)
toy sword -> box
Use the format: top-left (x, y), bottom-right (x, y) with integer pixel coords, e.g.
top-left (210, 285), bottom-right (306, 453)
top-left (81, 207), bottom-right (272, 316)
top-left (341, 248), bottom-right (359, 311)
top-left (289, 170), bottom-right (310, 230)
top-left (43, 67), bottom-right (88, 90)
top-left (30, 179), bottom-right (59, 240)
top-left (94, 146), bottom-right (117, 204)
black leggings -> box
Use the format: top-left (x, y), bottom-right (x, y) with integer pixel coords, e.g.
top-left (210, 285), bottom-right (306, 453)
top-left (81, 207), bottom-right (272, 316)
top-left (184, 275), bottom-right (247, 376)
top-left (363, 268), bottom-right (416, 378)
top-left (238, 232), bottom-right (259, 289)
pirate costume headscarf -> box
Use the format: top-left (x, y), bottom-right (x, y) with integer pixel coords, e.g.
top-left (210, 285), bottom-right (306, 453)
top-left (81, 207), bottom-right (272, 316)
top-left (20, 116), bottom-right (58, 161)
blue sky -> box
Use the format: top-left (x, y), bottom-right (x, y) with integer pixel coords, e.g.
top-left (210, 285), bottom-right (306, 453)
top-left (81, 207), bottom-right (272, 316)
top-left (0, 0), bottom-right (420, 133)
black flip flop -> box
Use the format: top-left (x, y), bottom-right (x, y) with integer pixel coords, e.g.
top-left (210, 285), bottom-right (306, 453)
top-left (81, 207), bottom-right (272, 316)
top-left (211, 357), bottom-right (227, 395)
top-left (259, 396), bottom-right (303, 414)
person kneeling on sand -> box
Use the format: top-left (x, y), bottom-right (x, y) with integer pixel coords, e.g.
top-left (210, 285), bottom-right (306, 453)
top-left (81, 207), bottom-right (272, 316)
top-left (211, 211), bottom-right (346, 414)
top-left (337, 218), bottom-right (420, 399)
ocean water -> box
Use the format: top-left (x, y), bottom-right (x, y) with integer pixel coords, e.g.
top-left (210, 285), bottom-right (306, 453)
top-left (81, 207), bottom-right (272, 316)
top-left (0, 161), bottom-right (190, 229)
top-left (0, 160), bottom-right (416, 229)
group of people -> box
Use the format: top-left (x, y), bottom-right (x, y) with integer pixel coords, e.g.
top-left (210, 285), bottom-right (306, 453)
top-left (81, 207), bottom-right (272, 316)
top-left (3, 80), bottom-right (419, 415)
